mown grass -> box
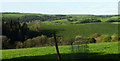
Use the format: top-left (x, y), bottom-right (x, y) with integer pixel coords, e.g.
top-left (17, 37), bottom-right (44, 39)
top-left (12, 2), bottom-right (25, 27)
top-left (2, 42), bottom-right (119, 60)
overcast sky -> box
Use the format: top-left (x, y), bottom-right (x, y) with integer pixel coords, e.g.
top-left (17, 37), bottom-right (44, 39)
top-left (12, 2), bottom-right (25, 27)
top-left (0, 0), bottom-right (119, 15)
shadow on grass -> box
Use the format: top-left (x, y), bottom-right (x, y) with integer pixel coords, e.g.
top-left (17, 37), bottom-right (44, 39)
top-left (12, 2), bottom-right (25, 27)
top-left (28, 29), bottom-right (64, 38)
top-left (2, 53), bottom-right (120, 61)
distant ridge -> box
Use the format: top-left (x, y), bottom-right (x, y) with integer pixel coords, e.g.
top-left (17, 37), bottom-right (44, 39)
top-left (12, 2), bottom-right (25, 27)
top-left (2, 12), bottom-right (21, 14)
top-left (2, 12), bottom-right (117, 15)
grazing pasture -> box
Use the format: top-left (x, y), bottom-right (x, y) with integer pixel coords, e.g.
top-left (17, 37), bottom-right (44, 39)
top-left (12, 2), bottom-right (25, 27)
top-left (2, 42), bottom-right (119, 60)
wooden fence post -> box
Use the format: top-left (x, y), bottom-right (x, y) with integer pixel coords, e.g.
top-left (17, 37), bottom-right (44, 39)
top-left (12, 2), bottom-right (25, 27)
top-left (53, 32), bottom-right (61, 60)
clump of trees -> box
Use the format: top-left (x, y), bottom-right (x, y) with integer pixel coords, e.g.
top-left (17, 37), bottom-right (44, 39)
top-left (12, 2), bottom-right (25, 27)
top-left (15, 35), bottom-right (71, 48)
top-left (2, 20), bottom-right (68, 49)
top-left (2, 35), bottom-right (12, 49)
top-left (73, 33), bottom-right (119, 45)
top-left (19, 35), bottom-right (55, 48)
top-left (2, 20), bottom-right (29, 44)
top-left (106, 18), bottom-right (120, 22)
top-left (75, 18), bottom-right (101, 24)
top-left (111, 34), bottom-right (118, 42)
top-left (2, 20), bottom-right (30, 49)
top-left (2, 14), bottom-right (72, 22)
top-left (2, 32), bottom-right (119, 49)
top-left (4, 34), bottom-right (68, 49)
top-left (89, 33), bottom-right (118, 43)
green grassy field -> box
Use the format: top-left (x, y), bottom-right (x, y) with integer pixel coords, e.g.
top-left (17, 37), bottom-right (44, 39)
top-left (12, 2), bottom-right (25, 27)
top-left (37, 22), bottom-right (118, 40)
top-left (1, 42), bottom-right (119, 60)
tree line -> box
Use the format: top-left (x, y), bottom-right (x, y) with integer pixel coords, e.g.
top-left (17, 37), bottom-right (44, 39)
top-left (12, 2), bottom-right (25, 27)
top-left (2, 20), bottom-right (119, 49)
top-left (2, 15), bottom-right (72, 22)
top-left (2, 20), bottom-right (60, 49)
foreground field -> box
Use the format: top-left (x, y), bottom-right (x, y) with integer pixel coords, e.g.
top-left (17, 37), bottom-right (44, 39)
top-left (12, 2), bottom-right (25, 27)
top-left (2, 42), bottom-right (119, 61)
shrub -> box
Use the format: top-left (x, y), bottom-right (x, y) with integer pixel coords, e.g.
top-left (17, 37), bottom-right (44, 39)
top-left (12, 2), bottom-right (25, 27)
top-left (2, 35), bottom-right (12, 49)
top-left (89, 33), bottom-right (100, 38)
top-left (23, 35), bottom-right (49, 48)
top-left (31, 36), bottom-right (41, 47)
top-left (47, 37), bottom-right (55, 46)
top-left (74, 36), bottom-right (87, 44)
top-left (111, 34), bottom-right (118, 42)
top-left (58, 38), bottom-right (70, 45)
top-left (87, 38), bottom-right (96, 43)
top-left (102, 35), bottom-right (112, 42)
top-left (89, 33), bottom-right (102, 43)
top-left (15, 41), bottom-right (23, 49)
top-left (95, 37), bottom-right (103, 43)
top-left (33, 20), bottom-right (41, 32)
top-left (23, 39), bottom-right (32, 48)
top-left (40, 35), bottom-right (47, 46)
top-left (75, 36), bottom-right (82, 41)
